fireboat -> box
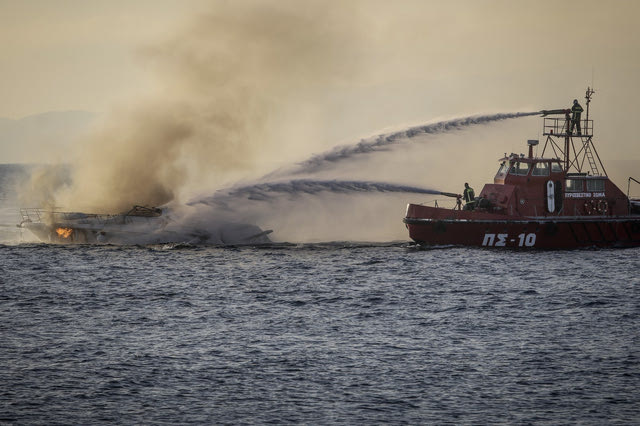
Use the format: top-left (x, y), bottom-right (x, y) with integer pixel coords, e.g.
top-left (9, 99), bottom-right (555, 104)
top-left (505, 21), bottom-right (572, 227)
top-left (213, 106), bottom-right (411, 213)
top-left (403, 88), bottom-right (640, 248)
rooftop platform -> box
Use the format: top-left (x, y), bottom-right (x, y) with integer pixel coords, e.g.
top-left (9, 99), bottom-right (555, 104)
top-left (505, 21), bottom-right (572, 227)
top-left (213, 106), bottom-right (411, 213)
top-left (543, 117), bottom-right (593, 137)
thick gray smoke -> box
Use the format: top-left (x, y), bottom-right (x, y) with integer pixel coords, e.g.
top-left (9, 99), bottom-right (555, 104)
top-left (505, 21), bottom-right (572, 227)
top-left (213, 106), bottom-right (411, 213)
top-left (54, 1), bottom-right (368, 213)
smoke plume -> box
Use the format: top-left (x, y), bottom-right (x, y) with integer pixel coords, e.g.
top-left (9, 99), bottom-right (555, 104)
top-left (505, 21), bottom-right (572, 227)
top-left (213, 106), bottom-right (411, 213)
top-left (57, 1), bottom-right (367, 213)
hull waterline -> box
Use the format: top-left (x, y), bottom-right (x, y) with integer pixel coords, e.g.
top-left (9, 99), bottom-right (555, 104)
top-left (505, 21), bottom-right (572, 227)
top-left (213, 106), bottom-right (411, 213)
top-left (404, 216), bottom-right (640, 249)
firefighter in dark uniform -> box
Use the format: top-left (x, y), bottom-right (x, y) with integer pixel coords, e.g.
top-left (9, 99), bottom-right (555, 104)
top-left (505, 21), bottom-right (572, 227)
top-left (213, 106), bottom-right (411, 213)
top-left (463, 182), bottom-right (475, 210)
top-left (570, 99), bottom-right (584, 135)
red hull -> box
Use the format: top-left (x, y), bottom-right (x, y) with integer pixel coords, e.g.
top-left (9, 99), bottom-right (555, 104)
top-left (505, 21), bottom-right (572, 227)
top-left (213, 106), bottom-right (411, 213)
top-left (403, 91), bottom-right (640, 248)
top-left (404, 205), bottom-right (640, 249)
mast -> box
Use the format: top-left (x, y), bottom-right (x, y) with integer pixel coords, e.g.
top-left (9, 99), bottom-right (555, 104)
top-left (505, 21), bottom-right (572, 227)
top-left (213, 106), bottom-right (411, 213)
top-left (540, 87), bottom-right (604, 176)
top-left (564, 110), bottom-right (570, 171)
top-left (585, 86), bottom-right (595, 127)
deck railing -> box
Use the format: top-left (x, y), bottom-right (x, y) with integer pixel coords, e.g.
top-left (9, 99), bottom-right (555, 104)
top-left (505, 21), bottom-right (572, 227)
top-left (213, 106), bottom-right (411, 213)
top-left (19, 208), bottom-right (120, 225)
top-left (543, 117), bottom-right (593, 137)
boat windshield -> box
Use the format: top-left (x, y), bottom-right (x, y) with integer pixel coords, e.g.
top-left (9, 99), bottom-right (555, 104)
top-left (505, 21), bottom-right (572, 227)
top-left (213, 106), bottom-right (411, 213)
top-left (532, 162), bottom-right (550, 176)
top-left (509, 162), bottom-right (530, 176)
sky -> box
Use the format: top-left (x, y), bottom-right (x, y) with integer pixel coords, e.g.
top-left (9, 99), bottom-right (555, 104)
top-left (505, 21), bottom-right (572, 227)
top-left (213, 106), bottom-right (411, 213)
top-left (0, 0), bottom-right (210, 118)
top-left (1, 0), bottom-right (638, 118)
top-left (1, 0), bottom-right (639, 239)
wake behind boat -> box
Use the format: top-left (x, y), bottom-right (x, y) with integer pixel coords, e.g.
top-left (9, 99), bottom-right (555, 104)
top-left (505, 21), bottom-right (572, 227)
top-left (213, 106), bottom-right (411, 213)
top-left (404, 88), bottom-right (640, 248)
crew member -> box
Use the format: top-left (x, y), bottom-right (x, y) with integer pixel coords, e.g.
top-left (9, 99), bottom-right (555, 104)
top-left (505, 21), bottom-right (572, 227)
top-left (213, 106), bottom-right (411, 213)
top-left (463, 182), bottom-right (475, 210)
top-left (570, 99), bottom-right (584, 135)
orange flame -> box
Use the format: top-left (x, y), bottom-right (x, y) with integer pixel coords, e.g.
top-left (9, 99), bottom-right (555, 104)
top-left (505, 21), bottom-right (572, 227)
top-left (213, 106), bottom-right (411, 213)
top-left (55, 227), bottom-right (73, 239)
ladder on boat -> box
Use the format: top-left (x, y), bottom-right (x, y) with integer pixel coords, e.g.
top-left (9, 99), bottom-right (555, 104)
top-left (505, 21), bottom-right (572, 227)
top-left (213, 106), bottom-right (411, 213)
top-left (584, 142), bottom-right (600, 176)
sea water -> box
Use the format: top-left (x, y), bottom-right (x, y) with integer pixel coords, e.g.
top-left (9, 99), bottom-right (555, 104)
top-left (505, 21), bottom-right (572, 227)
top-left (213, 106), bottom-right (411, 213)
top-left (1, 160), bottom-right (639, 424)
top-left (1, 242), bottom-right (638, 424)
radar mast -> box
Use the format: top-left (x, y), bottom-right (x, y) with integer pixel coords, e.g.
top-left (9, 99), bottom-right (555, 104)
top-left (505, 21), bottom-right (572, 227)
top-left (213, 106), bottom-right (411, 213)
top-left (540, 87), bottom-right (606, 176)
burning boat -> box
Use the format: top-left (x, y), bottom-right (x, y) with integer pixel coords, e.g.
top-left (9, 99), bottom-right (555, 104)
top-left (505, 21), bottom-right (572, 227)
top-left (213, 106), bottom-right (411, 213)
top-left (404, 88), bottom-right (640, 248)
top-left (18, 204), bottom-right (272, 245)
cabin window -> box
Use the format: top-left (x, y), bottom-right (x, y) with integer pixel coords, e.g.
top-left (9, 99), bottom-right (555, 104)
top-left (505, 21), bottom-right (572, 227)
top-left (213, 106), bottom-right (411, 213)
top-left (532, 162), bottom-right (550, 176)
top-left (496, 162), bottom-right (508, 177)
top-left (566, 179), bottom-right (583, 192)
top-left (509, 162), bottom-right (530, 176)
top-left (551, 162), bottom-right (563, 173)
top-left (587, 179), bottom-right (605, 191)
top-left (517, 162), bottom-right (530, 175)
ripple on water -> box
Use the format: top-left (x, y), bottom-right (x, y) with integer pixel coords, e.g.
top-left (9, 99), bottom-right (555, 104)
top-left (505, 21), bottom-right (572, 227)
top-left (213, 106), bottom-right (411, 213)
top-left (0, 244), bottom-right (639, 423)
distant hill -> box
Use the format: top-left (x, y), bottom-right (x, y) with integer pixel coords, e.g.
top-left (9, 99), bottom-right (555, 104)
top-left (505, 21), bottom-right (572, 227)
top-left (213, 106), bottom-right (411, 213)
top-left (0, 111), bottom-right (96, 164)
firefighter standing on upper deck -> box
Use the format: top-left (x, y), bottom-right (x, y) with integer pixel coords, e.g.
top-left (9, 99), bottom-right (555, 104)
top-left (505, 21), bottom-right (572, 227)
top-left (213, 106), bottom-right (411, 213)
top-left (570, 99), bottom-right (584, 135)
top-left (463, 182), bottom-right (475, 210)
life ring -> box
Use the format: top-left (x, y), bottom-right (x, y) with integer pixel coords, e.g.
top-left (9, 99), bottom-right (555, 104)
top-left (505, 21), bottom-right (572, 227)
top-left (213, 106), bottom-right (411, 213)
top-left (583, 200), bottom-right (596, 215)
top-left (597, 200), bottom-right (608, 215)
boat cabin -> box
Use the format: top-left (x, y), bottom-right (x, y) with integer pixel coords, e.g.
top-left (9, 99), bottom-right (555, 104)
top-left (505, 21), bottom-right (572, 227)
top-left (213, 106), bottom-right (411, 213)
top-left (475, 93), bottom-right (630, 218)
top-left (478, 150), bottom-right (627, 217)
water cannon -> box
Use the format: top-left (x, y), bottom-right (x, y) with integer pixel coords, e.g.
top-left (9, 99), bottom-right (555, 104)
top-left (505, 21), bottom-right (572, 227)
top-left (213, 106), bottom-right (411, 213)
top-left (437, 191), bottom-right (464, 210)
top-left (540, 109), bottom-right (570, 117)
top-left (439, 191), bottom-right (462, 199)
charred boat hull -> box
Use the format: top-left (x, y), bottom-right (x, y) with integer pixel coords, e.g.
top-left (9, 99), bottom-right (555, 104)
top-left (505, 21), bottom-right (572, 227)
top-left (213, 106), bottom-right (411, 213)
top-left (18, 205), bottom-right (273, 245)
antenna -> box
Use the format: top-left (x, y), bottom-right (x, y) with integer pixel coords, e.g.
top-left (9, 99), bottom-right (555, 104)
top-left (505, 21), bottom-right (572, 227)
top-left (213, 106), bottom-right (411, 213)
top-left (585, 86), bottom-right (595, 124)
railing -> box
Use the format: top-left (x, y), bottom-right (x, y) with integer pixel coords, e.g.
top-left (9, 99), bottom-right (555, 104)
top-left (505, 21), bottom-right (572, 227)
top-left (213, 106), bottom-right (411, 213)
top-left (19, 208), bottom-right (120, 225)
top-left (19, 208), bottom-right (45, 224)
top-left (18, 206), bottom-right (162, 227)
top-left (543, 117), bottom-right (593, 137)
